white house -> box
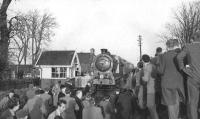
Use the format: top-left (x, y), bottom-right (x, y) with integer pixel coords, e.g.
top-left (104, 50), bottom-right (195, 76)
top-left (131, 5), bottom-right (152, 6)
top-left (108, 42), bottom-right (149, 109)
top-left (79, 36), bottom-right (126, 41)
top-left (35, 50), bottom-right (81, 79)
top-left (35, 50), bottom-right (81, 88)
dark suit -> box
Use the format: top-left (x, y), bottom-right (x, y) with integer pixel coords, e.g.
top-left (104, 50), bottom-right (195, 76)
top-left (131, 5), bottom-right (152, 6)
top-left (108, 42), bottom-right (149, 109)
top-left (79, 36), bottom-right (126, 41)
top-left (60, 95), bottom-right (77, 119)
top-left (157, 50), bottom-right (184, 92)
top-left (82, 105), bottom-right (104, 119)
top-left (115, 90), bottom-right (136, 119)
top-left (22, 96), bottom-right (46, 119)
top-left (74, 96), bottom-right (83, 119)
top-left (157, 49), bottom-right (185, 119)
top-left (177, 42), bottom-right (200, 119)
top-left (41, 93), bottom-right (52, 116)
top-left (151, 56), bottom-right (162, 105)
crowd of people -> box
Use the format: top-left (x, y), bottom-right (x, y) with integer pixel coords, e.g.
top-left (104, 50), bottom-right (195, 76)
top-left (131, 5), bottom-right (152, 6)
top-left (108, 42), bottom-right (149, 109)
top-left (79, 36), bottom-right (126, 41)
top-left (0, 80), bottom-right (137, 119)
top-left (0, 31), bottom-right (200, 119)
top-left (134, 30), bottom-right (200, 119)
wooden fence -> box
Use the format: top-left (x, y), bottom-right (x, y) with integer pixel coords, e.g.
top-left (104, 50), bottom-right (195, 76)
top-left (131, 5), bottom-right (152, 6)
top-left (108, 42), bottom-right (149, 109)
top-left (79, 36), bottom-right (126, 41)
top-left (0, 78), bottom-right (40, 91)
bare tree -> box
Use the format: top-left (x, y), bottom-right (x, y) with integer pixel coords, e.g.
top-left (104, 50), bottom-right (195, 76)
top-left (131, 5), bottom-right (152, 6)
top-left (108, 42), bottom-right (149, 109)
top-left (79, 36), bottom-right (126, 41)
top-left (160, 1), bottom-right (200, 45)
top-left (9, 10), bottom-right (57, 65)
top-left (0, 0), bottom-right (14, 78)
top-left (31, 10), bottom-right (57, 65)
top-left (8, 14), bottom-right (29, 65)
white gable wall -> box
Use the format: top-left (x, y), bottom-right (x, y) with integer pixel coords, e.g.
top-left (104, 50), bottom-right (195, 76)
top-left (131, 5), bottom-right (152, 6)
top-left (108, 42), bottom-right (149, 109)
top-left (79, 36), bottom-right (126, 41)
top-left (71, 51), bottom-right (81, 76)
top-left (42, 67), bottom-right (51, 78)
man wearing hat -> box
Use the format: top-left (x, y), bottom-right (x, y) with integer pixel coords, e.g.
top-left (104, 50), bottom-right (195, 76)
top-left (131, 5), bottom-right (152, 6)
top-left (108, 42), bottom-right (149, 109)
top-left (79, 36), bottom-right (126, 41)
top-left (177, 30), bottom-right (200, 119)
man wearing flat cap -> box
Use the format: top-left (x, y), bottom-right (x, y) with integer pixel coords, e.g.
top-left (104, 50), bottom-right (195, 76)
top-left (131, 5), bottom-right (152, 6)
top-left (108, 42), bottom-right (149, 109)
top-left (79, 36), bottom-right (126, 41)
top-left (177, 30), bottom-right (200, 119)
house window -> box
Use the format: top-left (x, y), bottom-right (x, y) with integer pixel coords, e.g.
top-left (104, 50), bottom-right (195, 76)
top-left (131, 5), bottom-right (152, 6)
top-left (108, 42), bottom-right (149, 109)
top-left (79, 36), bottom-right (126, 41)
top-left (52, 68), bottom-right (59, 78)
top-left (52, 67), bottom-right (67, 78)
top-left (60, 67), bottom-right (66, 78)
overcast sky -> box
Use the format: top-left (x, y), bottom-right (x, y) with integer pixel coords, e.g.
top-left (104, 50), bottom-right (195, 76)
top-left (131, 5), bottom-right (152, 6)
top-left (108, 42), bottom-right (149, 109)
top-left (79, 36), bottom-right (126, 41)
top-left (8, 0), bottom-right (194, 65)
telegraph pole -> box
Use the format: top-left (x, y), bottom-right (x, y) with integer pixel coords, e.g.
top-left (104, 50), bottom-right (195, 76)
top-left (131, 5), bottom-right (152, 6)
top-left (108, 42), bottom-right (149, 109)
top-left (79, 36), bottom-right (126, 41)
top-left (138, 35), bottom-right (142, 60)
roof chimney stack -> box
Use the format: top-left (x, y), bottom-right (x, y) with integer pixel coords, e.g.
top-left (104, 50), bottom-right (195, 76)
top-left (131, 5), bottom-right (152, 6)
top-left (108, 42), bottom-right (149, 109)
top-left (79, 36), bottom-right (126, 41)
top-left (90, 48), bottom-right (95, 55)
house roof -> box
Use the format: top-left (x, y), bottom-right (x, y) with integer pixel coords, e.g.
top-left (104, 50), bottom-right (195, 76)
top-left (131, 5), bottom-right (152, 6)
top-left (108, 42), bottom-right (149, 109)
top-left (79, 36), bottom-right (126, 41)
top-left (78, 53), bottom-right (91, 64)
top-left (78, 53), bottom-right (91, 73)
top-left (36, 51), bottom-right (75, 65)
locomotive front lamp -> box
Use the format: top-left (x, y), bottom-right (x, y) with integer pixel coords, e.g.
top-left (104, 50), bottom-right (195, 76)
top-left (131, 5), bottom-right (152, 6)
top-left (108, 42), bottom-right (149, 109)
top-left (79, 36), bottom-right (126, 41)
top-left (100, 74), bottom-right (104, 79)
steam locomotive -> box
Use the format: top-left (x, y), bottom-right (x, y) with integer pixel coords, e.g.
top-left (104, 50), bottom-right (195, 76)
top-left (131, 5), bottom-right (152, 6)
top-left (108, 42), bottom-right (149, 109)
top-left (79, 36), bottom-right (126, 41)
top-left (90, 49), bottom-right (134, 94)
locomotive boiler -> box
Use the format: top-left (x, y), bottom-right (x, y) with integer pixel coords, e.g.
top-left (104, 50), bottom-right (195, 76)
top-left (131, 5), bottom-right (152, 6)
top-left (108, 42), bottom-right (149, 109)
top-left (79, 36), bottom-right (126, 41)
top-left (90, 49), bottom-right (134, 93)
top-left (92, 49), bottom-right (115, 88)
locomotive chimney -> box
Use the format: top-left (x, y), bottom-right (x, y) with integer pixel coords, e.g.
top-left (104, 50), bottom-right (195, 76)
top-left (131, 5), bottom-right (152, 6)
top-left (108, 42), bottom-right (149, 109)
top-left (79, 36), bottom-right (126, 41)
top-left (101, 49), bottom-right (108, 54)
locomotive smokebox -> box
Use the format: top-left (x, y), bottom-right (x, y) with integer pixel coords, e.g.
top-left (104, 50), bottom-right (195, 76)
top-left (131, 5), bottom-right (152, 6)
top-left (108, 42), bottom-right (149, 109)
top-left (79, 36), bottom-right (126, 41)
top-left (101, 49), bottom-right (108, 54)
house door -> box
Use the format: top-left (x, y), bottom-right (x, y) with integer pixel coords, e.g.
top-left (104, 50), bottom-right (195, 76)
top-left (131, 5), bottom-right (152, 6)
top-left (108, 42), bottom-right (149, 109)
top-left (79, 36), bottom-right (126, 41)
top-left (75, 67), bottom-right (79, 76)
top-left (73, 57), bottom-right (80, 76)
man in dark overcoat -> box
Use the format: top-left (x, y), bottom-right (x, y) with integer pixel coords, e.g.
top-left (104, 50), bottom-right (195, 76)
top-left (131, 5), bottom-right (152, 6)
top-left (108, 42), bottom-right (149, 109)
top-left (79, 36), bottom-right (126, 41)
top-left (151, 47), bottom-right (163, 109)
top-left (114, 89), bottom-right (137, 119)
top-left (157, 39), bottom-right (185, 119)
top-left (17, 89), bottom-right (46, 119)
top-left (41, 88), bottom-right (53, 117)
top-left (60, 88), bottom-right (77, 119)
top-left (74, 90), bottom-right (84, 119)
top-left (177, 31), bottom-right (200, 119)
